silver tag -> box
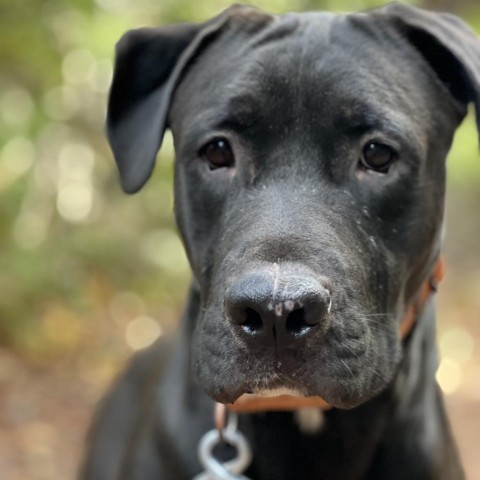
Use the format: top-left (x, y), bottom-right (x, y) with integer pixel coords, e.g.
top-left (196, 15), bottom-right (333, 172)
top-left (193, 413), bottom-right (252, 480)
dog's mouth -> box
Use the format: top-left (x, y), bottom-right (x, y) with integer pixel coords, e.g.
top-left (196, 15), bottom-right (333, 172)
top-left (193, 261), bottom-right (404, 410)
top-left (194, 305), bottom-right (401, 409)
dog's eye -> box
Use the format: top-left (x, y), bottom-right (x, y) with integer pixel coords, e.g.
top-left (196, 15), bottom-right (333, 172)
top-left (361, 142), bottom-right (395, 172)
top-left (201, 138), bottom-right (234, 170)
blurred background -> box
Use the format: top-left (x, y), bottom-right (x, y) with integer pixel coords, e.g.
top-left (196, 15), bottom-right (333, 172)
top-left (0, 0), bottom-right (479, 478)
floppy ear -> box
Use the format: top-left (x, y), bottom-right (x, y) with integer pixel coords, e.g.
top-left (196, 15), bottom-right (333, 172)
top-left (107, 8), bottom-right (238, 193)
top-left (377, 3), bottom-right (480, 139)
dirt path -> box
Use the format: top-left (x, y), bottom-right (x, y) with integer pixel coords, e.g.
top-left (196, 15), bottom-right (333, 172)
top-left (0, 348), bottom-right (478, 480)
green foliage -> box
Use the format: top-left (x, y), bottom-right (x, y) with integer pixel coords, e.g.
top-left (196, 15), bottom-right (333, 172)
top-left (0, 0), bottom-right (478, 362)
top-left (448, 108), bottom-right (480, 185)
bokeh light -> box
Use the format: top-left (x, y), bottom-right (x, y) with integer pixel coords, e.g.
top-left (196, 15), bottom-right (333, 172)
top-left (0, 136), bottom-right (35, 188)
top-left (124, 315), bottom-right (163, 350)
top-left (437, 358), bottom-right (463, 395)
top-left (439, 328), bottom-right (475, 365)
top-left (0, 87), bottom-right (34, 127)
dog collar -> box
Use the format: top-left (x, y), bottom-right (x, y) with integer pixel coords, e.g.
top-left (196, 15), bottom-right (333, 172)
top-left (399, 256), bottom-right (445, 338)
top-left (221, 257), bottom-right (445, 414)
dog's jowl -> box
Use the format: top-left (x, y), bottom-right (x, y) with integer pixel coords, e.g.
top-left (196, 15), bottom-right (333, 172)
top-left (81, 3), bottom-right (480, 479)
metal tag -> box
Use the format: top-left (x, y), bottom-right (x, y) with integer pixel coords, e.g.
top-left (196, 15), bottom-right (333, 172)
top-left (193, 412), bottom-right (252, 480)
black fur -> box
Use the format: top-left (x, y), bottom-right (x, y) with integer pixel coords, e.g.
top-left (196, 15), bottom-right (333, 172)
top-left (81, 3), bottom-right (480, 479)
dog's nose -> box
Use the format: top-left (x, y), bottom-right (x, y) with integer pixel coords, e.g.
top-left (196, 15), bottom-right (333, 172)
top-left (225, 270), bottom-right (331, 345)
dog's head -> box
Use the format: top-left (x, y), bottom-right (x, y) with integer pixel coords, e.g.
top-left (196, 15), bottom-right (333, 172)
top-left (107, 4), bottom-right (480, 408)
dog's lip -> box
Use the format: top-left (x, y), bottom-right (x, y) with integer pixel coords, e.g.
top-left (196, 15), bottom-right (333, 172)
top-left (223, 388), bottom-right (331, 413)
top-left (227, 388), bottom-right (332, 412)
top-left (213, 385), bottom-right (304, 405)
top-left (251, 387), bottom-right (304, 397)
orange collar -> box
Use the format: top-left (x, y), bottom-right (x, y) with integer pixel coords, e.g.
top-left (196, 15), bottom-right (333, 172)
top-left (221, 257), bottom-right (445, 414)
top-left (399, 256), bottom-right (445, 338)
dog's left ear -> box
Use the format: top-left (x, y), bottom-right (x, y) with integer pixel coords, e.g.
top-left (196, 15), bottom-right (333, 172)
top-left (107, 14), bottom-right (228, 193)
top-left (377, 3), bottom-right (480, 138)
top-left (107, 5), bottom-right (270, 193)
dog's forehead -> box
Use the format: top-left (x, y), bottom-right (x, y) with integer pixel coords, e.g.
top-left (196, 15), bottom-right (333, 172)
top-left (170, 10), bottom-right (433, 149)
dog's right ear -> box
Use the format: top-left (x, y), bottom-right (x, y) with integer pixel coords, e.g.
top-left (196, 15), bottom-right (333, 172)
top-left (107, 6), bottom-right (255, 193)
top-left (375, 3), bottom-right (480, 142)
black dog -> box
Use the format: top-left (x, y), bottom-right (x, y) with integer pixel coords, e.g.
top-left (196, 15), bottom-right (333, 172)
top-left (81, 3), bottom-right (480, 479)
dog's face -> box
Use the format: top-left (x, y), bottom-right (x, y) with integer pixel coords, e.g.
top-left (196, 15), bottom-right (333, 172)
top-left (170, 11), bottom-right (459, 408)
top-left (107, 5), bottom-right (480, 408)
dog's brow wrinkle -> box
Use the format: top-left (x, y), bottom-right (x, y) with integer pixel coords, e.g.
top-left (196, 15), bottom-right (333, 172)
top-left (250, 14), bottom-right (299, 48)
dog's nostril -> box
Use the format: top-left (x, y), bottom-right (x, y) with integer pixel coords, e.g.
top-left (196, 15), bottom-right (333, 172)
top-left (286, 308), bottom-right (316, 335)
top-left (241, 308), bottom-right (263, 335)
top-left (226, 271), bottom-right (331, 343)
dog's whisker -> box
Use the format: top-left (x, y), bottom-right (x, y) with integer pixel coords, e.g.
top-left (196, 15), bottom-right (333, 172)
top-left (340, 359), bottom-right (355, 377)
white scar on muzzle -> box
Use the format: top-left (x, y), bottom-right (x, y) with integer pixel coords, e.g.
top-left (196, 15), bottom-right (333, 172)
top-left (266, 263), bottom-right (332, 317)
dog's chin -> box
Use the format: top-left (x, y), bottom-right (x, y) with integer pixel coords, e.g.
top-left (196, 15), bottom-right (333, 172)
top-left (202, 376), bottom-right (379, 410)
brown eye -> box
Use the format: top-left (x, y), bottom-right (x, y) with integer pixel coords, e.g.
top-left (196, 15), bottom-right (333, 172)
top-left (201, 138), bottom-right (234, 170)
top-left (361, 142), bottom-right (395, 172)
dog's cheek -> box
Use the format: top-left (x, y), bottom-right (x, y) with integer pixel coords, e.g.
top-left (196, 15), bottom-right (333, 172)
top-left (328, 347), bottom-right (402, 408)
top-left (316, 308), bottom-right (403, 407)
top-left (191, 308), bottom-right (246, 402)
top-left (361, 324), bottom-right (403, 393)
top-left (173, 164), bottom-right (232, 285)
